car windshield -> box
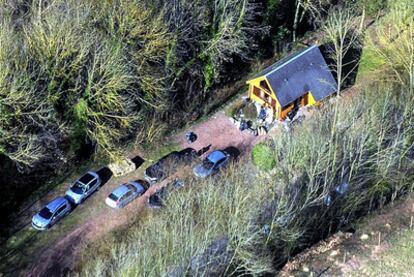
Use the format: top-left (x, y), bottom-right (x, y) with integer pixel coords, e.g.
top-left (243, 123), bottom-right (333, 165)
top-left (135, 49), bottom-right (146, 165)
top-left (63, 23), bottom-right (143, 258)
top-left (202, 159), bottom-right (215, 170)
top-left (78, 173), bottom-right (95, 184)
top-left (71, 181), bottom-right (86, 194)
top-left (126, 183), bottom-right (137, 192)
top-left (39, 207), bottom-right (53, 219)
top-left (108, 193), bottom-right (119, 201)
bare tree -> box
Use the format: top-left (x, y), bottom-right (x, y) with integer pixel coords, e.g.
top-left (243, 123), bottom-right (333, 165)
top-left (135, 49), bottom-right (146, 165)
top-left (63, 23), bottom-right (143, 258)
top-left (293, 0), bottom-right (330, 42)
top-left (319, 7), bottom-right (364, 180)
top-left (369, 0), bottom-right (414, 93)
top-left (320, 7), bottom-right (364, 95)
top-left (202, 0), bottom-right (269, 80)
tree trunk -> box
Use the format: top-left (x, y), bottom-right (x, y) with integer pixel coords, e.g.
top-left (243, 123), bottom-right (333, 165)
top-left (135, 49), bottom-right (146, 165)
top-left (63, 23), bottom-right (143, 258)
top-left (293, 0), bottom-right (302, 42)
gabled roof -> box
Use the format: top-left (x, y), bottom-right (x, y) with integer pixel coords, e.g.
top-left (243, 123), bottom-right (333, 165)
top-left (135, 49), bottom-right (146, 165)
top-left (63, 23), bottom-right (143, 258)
top-left (251, 45), bottom-right (337, 107)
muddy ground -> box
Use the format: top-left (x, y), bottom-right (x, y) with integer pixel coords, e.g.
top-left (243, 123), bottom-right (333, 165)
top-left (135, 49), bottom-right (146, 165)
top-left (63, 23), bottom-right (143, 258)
top-left (279, 195), bottom-right (414, 276)
top-left (0, 111), bottom-right (259, 277)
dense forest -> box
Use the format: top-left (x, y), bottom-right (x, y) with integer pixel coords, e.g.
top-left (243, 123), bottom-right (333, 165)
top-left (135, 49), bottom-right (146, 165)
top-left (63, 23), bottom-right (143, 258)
top-left (79, 0), bottom-right (413, 275)
top-left (2, 0), bottom-right (413, 275)
top-left (0, 0), bottom-right (385, 234)
top-left (1, 0), bottom-right (267, 221)
top-left (1, 0), bottom-right (289, 223)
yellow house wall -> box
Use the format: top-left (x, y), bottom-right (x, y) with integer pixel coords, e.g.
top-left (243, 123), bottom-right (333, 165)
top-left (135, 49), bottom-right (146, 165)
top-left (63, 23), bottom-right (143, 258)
top-left (247, 76), bottom-right (282, 118)
top-left (247, 77), bottom-right (322, 120)
top-left (308, 92), bottom-right (316, 105)
top-left (247, 77), bottom-right (266, 101)
top-left (264, 77), bottom-right (282, 119)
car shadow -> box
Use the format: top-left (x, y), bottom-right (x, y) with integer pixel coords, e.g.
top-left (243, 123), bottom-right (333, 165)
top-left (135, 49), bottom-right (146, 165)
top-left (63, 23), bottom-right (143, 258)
top-left (223, 146), bottom-right (241, 160)
top-left (179, 147), bottom-right (197, 155)
top-left (96, 166), bottom-right (113, 186)
top-left (131, 155), bottom-right (145, 168)
top-left (197, 144), bottom-right (212, 157)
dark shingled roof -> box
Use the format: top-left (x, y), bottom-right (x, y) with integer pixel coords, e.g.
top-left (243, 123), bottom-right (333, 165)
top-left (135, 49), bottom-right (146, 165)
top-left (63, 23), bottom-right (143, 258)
top-left (254, 45), bottom-right (337, 107)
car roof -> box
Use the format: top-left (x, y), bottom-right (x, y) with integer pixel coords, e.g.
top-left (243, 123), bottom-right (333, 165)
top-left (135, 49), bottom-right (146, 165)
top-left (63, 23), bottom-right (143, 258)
top-left (46, 197), bottom-right (67, 211)
top-left (160, 151), bottom-right (181, 162)
top-left (207, 150), bottom-right (227, 163)
top-left (78, 172), bottom-right (96, 185)
top-left (111, 184), bottom-right (130, 197)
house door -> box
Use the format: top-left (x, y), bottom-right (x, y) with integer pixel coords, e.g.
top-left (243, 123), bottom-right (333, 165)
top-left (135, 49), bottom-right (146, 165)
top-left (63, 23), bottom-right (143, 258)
top-left (301, 92), bottom-right (313, 106)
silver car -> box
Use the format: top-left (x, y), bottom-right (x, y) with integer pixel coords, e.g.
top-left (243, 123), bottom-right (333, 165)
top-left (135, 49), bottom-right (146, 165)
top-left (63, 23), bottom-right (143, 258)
top-left (105, 180), bottom-right (149, 208)
top-left (32, 196), bottom-right (71, 230)
top-left (65, 171), bottom-right (101, 205)
top-left (193, 150), bottom-right (230, 178)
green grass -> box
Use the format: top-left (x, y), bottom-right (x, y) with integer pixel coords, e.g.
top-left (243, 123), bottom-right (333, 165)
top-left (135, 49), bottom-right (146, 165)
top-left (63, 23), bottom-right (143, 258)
top-left (4, 1), bottom-right (414, 276)
top-left (80, 164), bottom-right (275, 276)
top-left (1, 200), bottom-right (93, 274)
top-left (78, 76), bottom-right (414, 275)
top-left (357, 46), bottom-right (386, 77)
top-left (353, 228), bottom-right (414, 276)
top-left (140, 141), bottom-right (180, 164)
top-left (77, 5), bottom-right (414, 271)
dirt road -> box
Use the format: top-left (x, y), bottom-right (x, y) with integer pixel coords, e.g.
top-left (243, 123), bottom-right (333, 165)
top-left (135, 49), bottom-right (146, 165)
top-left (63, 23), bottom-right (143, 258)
top-left (19, 111), bottom-right (260, 276)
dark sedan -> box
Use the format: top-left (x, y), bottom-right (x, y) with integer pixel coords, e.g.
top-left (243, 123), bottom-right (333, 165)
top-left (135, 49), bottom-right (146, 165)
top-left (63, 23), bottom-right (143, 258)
top-left (144, 148), bottom-right (197, 183)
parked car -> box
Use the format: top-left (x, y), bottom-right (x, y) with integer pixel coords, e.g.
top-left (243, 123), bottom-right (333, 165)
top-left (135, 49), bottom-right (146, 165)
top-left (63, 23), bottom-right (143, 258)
top-left (145, 148), bottom-right (197, 183)
top-left (65, 171), bottom-right (101, 204)
top-left (32, 196), bottom-right (71, 230)
top-left (193, 150), bottom-right (230, 178)
top-left (105, 180), bottom-right (149, 208)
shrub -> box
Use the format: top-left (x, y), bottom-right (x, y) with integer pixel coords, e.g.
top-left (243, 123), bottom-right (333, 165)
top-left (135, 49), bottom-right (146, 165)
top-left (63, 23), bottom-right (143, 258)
top-left (355, 0), bottom-right (388, 16)
top-left (0, 0), bottom-right (269, 171)
top-left (242, 102), bottom-right (259, 120)
top-left (252, 143), bottom-right (276, 171)
top-left (80, 78), bottom-right (414, 277)
top-left (80, 166), bottom-right (275, 276)
top-left (79, 3), bottom-right (414, 276)
top-left (226, 98), bottom-right (246, 118)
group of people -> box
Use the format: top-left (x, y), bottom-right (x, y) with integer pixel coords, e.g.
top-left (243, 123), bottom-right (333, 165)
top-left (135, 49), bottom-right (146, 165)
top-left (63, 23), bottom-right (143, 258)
top-left (238, 102), bottom-right (274, 135)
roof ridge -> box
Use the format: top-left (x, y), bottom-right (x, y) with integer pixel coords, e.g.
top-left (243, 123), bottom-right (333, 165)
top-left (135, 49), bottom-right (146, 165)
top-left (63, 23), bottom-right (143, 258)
top-left (265, 45), bottom-right (318, 77)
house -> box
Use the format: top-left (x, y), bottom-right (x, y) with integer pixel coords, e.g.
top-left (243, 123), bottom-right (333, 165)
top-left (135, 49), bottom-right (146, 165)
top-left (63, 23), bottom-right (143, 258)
top-left (246, 45), bottom-right (337, 120)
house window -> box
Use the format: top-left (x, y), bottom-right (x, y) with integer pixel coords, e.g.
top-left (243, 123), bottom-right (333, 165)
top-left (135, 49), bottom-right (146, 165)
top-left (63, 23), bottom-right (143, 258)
top-left (253, 86), bottom-right (261, 98)
top-left (266, 94), bottom-right (272, 104)
top-left (260, 90), bottom-right (265, 99)
top-left (260, 80), bottom-right (271, 92)
top-left (253, 86), bottom-right (276, 108)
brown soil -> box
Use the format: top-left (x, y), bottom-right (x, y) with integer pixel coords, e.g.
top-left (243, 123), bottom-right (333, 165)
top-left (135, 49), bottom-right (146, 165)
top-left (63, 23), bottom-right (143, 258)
top-left (8, 89), bottom-right (357, 277)
top-left (23, 110), bottom-right (262, 277)
top-left (279, 196), bottom-right (414, 276)
top-left (175, 111), bottom-right (261, 155)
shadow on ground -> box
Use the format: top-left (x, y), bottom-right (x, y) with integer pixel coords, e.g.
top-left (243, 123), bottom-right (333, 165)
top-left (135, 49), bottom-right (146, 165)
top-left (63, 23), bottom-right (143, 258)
top-left (131, 156), bottom-right (145, 168)
top-left (319, 41), bottom-right (363, 90)
top-left (197, 144), bottom-right (212, 157)
top-left (223, 146), bottom-right (241, 160)
top-left (96, 167), bottom-right (113, 186)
